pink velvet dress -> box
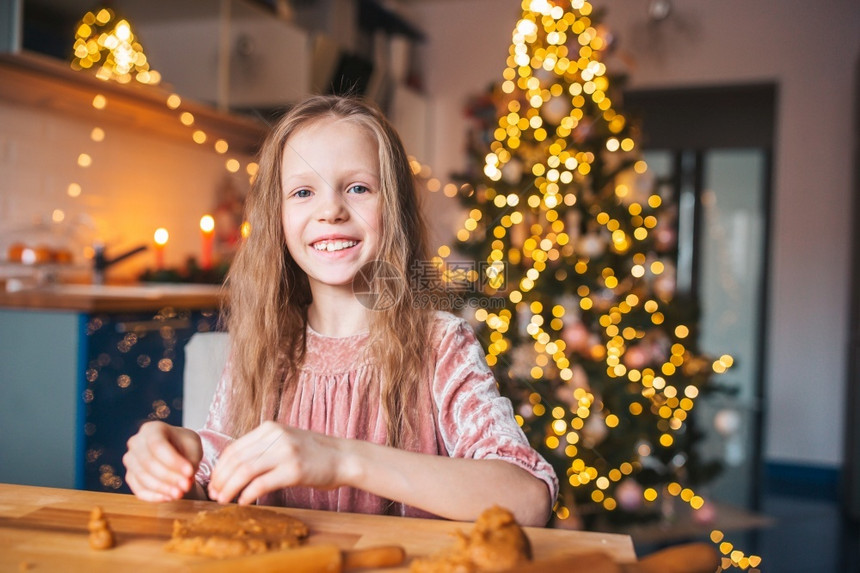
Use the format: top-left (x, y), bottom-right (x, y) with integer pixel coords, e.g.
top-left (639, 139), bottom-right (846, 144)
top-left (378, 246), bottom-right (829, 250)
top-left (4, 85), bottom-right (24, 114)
top-left (195, 311), bottom-right (558, 518)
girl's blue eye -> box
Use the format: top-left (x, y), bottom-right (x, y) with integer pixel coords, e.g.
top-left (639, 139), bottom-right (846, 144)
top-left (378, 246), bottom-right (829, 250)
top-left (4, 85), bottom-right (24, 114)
top-left (348, 185), bottom-right (370, 194)
top-left (294, 189), bottom-right (311, 198)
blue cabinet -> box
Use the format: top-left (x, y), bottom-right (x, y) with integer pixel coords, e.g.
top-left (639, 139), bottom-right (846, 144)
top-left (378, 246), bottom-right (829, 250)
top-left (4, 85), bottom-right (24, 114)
top-left (0, 306), bottom-right (218, 492)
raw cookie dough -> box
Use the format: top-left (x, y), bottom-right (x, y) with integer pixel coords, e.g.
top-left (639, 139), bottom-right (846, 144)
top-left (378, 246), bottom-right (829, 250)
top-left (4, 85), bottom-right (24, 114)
top-left (164, 505), bottom-right (309, 559)
top-left (410, 506), bottom-right (532, 572)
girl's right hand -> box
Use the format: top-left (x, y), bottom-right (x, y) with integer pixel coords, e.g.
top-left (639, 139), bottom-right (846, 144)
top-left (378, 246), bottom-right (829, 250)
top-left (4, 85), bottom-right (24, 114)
top-left (123, 421), bottom-right (202, 502)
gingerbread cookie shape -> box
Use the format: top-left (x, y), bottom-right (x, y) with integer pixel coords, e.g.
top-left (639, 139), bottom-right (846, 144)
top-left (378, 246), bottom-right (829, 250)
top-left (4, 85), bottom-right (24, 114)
top-left (164, 505), bottom-right (309, 559)
top-left (410, 506), bottom-right (532, 573)
top-left (88, 506), bottom-right (116, 550)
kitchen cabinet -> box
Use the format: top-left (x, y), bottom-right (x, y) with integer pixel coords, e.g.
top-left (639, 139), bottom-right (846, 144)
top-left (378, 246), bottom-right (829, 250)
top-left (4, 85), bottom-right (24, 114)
top-left (0, 287), bottom-right (220, 492)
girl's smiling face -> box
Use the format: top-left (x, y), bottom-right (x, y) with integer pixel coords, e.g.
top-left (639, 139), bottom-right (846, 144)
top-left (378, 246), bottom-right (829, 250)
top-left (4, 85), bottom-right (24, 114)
top-left (281, 117), bottom-right (382, 293)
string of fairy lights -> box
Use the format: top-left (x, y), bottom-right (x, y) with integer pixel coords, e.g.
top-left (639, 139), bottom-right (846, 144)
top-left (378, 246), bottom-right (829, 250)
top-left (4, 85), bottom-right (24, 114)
top-left (411, 0), bottom-right (758, 570)
top-left (68, 7), bottom-right (255, 265)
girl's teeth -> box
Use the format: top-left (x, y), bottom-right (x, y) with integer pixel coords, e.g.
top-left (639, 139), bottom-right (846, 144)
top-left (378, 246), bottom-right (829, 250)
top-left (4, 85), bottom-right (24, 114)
top-left (314, 240), bottom-right (356, 251)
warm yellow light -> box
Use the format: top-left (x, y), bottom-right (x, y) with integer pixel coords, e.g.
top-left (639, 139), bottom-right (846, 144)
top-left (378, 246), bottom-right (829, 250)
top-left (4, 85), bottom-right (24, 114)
top-left (200, 215), bottom-right (215, 233)
top-left (166, 94), bottom-right (182, 109)
top-left (192, 130), bottom-right (207, 144)
top-left (67, 183), bottom-right (82, 197)
top-left (180, 112), bottom-right (195, 126)
top-left (153, 227), bottom-right (169, 245)
top-left (92, 94), bottom-right (107, 109)
top-left (90, 127), bottom-right (105, 141)
top-left (77, 153), bottom-right (92, 167)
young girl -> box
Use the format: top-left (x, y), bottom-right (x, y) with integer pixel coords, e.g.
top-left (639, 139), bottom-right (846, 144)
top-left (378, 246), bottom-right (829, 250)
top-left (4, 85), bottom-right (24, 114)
top-left (123, 95), bottom-right (558, 526)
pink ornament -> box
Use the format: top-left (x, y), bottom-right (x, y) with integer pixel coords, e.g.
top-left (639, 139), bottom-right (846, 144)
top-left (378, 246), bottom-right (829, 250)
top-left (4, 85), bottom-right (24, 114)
top-left (624, 346), bottom-right (648, 369)
top-left (654, 274), bottom-right (676, 301)
top-left (692, 500), bottom-right (717, 525)
top-left (655, 226), bottom-right (677, 250)
top-left (616, 479), bottom-right (643, 512)
top-left (562, 321), bottom-right (589, 352)
top-left (518, 403), bottom-right (533, 420)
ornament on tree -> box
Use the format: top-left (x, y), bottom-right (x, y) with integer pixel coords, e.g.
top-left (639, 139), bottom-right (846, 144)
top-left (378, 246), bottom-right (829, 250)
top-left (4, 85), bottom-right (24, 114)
top-left (543, 95), bottom-right (573, 124)
top-left (714, 408), bottom-right (742, 437)
top-left (692, 499), bottom-right (717, 526)
top-left (501, 157), bottom-right (525, 184)
top-left (581, 411), bottom-right (609, 447)
top-left (623, 344), bottom-right (649, 369)
top-left (655, 224), bottom-right (677, 251)
top-left (577, 232), bottom-right (608, 258)
top-left (653, 263), bottom-right (677, 301)
top-left (562, 319), bottom-right (590, 353)
top-left (616, 479), bottom-right (644, 512)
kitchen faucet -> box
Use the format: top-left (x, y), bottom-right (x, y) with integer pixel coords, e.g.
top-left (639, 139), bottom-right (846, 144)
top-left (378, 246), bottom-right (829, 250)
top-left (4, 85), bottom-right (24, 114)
top-left (92, 243), bottom-right (148, 285)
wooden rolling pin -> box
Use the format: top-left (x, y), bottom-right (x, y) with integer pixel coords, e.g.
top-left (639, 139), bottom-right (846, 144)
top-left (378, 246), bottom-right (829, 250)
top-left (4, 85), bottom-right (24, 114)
top-left (498, 542), bottom-right (720, 573)
top-left (188, 544), bottom-right (406, 573)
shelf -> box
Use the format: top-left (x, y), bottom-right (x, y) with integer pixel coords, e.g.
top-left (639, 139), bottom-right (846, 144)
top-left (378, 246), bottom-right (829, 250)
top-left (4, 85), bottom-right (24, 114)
top-left (0, 51), bottom-right (268, 154)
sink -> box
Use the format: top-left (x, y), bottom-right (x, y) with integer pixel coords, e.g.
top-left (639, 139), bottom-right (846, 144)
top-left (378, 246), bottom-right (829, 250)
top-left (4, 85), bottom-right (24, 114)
top-left (39, 283), bottom-right (223, 298)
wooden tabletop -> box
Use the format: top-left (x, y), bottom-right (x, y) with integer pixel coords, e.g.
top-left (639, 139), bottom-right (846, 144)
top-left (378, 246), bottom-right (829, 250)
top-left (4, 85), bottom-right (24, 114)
top-left (0, 484), bottom-right (636, 572)
top-left (0, 284), bottom-right (223, 313)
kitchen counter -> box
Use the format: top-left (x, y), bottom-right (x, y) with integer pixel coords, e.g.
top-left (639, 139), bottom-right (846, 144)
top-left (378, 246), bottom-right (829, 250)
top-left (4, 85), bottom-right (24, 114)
top-left (0, 283), bottom-right (224, 313)
top-left (0, 484), bottom-right (637, 572)
top-left (0, 287), bottom-right (221, 491)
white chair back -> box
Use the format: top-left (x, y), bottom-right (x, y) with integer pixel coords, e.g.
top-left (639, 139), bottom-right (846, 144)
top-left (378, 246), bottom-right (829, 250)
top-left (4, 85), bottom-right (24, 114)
top-left (182, 332), bottom-right (230, 430)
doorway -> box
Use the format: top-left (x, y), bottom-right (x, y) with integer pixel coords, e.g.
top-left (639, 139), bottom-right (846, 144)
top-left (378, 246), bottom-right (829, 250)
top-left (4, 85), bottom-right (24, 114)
top-left (625, 84), bottom-right (776, 509)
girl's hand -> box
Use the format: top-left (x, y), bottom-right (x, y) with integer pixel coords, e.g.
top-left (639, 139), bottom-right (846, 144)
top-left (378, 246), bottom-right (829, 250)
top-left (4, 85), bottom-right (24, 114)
top-left (208, 421), bottom-right (348, 505)
top-left (123, 421), bottom-right (202, 502)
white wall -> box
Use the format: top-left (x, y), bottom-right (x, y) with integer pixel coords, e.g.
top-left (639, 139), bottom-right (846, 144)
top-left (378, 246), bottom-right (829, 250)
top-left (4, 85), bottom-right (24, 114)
top-left (412, 0), bottom-right (860, 468)
top-left (0, 99), bottom-right (253, 279)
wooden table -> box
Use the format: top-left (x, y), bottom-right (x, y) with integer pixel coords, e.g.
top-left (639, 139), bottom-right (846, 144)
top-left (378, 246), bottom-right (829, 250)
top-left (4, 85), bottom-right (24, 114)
top-left (0, 484), bottom-right (636, 572)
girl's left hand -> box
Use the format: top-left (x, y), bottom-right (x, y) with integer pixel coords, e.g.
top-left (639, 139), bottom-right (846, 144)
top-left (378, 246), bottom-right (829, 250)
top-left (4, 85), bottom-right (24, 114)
top-left (207, 421), bottom-right (348, 505)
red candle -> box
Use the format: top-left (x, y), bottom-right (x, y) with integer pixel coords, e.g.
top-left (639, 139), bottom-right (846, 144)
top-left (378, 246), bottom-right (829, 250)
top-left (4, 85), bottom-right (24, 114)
top-left (200, 214), bottom-right (215, 270)
top-left (153, 227), bottom-right (168, 270)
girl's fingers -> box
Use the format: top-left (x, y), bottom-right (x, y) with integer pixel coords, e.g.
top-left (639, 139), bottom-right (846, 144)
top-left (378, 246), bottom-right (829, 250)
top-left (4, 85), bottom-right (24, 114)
top-left (212, 448), bottom-right (276, 503)
top-left (127, 469), bottom-right (181, 501)
top-left (124, 423), bottom-right (198, 503)
top-left (124, 455), bottom-right (179, 501)
top-left (124, 449), bottom-right (186, 499)
top-left (142, 440), bottom-right (193, 489)
top-left (148, 432), bottom-right (194, 478)
top-left (236, 467), bottom-right (294, 505)
top-left (210, 426), bottom-right (288, 503)
top-left (210, 426), bottom-right (266, 479)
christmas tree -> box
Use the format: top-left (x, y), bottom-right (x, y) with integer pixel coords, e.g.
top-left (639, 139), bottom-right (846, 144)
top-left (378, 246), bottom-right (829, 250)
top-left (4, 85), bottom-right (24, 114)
top-left (443, 0), bottom-right (729, 530)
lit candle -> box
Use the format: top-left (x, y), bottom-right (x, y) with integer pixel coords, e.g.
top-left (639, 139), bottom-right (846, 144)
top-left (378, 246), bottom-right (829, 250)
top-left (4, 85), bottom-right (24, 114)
top-left (200, 214), bottom-right (215, 270)
top-left (153, 227), bottom-right (169, 270)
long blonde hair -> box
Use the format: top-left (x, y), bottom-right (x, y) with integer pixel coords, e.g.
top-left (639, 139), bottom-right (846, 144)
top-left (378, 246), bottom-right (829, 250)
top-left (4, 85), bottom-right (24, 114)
top-left (224, 95), bottom-right (433, 449)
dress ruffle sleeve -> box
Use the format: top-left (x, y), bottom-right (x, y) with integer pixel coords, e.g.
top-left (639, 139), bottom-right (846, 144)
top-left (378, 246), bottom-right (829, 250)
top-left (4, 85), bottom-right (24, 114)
top-left (431, 313), bottom-right (559, 505)
top-left (194, 360), bottom-right (235, 489)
